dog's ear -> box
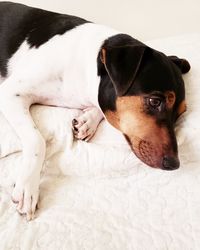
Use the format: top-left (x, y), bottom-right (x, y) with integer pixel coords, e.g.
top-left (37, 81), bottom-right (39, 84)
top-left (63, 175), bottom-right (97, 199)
top-left (100, 45), bottom-right (146, 96)
top-left (168, 56), bottom-right (191, 74)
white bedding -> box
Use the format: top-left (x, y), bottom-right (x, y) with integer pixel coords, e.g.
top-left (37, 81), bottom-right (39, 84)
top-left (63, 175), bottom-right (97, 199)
top-left (0, 34), bottom-right (200, 250)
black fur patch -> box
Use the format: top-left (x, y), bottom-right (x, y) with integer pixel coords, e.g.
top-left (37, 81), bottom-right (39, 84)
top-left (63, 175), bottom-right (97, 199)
top-left (0, 2), bottom-right (89, 77)
top-left (98, 75), bottom-right (117, 112)
top-left (98, 34), bottom-right (146, 112)
top-left (97, 48), bottom-right (116, 112)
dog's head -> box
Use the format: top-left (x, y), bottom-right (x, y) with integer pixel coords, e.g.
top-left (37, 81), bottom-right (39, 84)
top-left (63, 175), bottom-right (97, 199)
top-left (98, 34), bottom-right (190, 170)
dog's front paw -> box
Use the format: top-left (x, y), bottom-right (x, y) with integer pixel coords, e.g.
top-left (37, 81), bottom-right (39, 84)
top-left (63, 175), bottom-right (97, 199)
top-left (12, 177), bottom-right (40, 221)
top-left (72, 107), bottom-right (103, 141)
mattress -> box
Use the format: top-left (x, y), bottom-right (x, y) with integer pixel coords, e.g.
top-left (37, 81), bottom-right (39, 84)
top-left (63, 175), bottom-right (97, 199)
top-left (0, 33), bottom-right (200, 250)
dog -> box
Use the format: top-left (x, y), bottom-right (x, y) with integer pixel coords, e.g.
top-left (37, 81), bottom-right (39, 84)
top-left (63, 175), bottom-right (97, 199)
top-left (0, 1), bottom-right (190, 220)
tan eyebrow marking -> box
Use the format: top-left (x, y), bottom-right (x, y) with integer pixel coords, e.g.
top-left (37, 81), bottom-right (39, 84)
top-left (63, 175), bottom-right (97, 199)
top-left (165, 91), bottom-right (176, 109)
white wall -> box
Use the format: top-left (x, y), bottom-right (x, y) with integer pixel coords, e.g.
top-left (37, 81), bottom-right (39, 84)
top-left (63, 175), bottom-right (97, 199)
top-left (1, 0), bottom-right (200, 41)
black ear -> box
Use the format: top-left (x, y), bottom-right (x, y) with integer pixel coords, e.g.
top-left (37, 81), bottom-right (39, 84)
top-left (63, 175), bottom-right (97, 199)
top-left (168, 56), bottom-right (191, 74)
top-left (100, 45), bottom-right (146, 96)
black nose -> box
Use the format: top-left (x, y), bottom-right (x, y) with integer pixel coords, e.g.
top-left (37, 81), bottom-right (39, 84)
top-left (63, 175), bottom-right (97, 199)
top-left (162, 156), bottom-right (180, 170)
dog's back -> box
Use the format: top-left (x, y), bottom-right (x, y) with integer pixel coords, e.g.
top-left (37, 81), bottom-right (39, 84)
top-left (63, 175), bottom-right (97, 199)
top-left (0, 1), bottom-right (89, 78)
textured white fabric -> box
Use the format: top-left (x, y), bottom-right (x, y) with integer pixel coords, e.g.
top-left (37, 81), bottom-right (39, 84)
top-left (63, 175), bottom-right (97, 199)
top-left (0, 34), bottom-right (200, 250)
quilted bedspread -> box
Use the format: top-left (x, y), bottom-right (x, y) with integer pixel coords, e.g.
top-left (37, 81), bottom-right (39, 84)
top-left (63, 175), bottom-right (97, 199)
top-left (0, 34), bottom-right (200, 250)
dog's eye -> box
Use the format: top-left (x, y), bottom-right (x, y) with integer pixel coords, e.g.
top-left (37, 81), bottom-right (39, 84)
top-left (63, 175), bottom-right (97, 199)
top-left (144, 95), bottom-right (165, 113)
top-left (149, 97), bottom-right (162, 108)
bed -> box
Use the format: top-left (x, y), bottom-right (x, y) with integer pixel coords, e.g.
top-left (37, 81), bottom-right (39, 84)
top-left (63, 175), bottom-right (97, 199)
top-left (0, 33), bottom-right (200, 250)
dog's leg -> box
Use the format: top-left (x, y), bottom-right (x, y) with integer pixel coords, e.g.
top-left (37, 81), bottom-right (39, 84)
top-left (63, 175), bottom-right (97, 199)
top-left (72, 107), bottom-right (104, 141)
top-left (0, 84), bottom-right (45, 220)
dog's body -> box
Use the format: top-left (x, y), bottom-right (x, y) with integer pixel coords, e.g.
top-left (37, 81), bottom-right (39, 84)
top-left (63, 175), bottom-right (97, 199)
top-left (0, 2), bottom-right (190, 220)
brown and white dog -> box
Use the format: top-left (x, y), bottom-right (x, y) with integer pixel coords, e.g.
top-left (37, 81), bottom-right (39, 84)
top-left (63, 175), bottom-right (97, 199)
top-left (0, 2), bottom-right (190, 220)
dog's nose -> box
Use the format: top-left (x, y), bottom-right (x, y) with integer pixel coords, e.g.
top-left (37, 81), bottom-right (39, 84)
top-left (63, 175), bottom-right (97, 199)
top-left (162, 156), bottom-right (180, 170)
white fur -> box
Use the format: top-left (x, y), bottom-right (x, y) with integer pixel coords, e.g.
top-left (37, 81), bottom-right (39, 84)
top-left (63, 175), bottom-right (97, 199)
top-left (7, 23), bottom-right (118, 107)
top-left (0, 23), bottom-right (119, 220)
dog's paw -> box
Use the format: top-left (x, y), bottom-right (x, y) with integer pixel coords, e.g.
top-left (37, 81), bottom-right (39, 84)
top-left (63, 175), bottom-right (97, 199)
top-left (72, 107), bottom-right (103, 141)
top-left (12, 177), bottom-right (40, 221)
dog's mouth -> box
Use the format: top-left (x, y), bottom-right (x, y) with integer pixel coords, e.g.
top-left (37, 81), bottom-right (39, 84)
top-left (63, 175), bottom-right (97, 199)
top-left (124, 135), bottom-right (180, 170)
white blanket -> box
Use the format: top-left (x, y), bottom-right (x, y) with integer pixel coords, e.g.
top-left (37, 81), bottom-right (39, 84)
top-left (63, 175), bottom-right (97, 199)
top-left (0, 34), bottom-right (200, 250)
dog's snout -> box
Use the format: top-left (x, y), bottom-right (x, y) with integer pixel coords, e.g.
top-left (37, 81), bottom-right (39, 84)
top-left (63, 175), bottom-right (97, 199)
top-left (162, 156), bottom-right (180, 171)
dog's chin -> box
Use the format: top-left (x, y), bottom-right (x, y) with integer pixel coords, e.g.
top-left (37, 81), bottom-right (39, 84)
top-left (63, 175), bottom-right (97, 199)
top-left (124, 135), bottom-right (161, 168)
top-left (128, 140), bottom-right (180, 171)
top-left (131, 145), bottom-right (162, 169)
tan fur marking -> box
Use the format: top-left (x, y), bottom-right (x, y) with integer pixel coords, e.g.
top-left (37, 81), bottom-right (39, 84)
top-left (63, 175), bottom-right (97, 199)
top-left (165, 91), bottom-right (176, 109)
top-left (105, 96), bottom-right (161, 138)
top-left (116, 96), bottom-right (164, 139)
top-left (104, 110), bottom-right (120, 129)
top-left (100, 48), bottom-right (106, 65)
top-left (177, 100), bottom-right (186, 117)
